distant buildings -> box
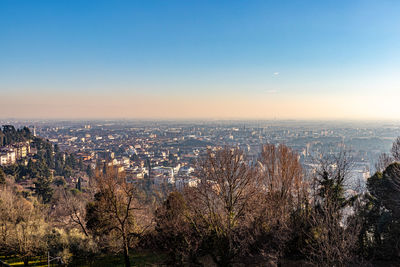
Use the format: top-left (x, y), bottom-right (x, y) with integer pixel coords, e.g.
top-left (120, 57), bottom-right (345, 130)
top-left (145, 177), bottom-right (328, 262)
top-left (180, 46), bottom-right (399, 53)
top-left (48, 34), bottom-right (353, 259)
top-left (0, 141), bottom-right (31, 166)
top-left (23, 120), bottom-right (397, 190)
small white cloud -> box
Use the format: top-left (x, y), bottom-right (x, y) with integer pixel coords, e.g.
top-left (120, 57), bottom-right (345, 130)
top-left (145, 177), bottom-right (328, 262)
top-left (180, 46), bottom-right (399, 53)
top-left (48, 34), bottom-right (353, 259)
top-left (266, 89), bottom-right (278, 93)
top-left (273, 72), bottom-right (279, 76)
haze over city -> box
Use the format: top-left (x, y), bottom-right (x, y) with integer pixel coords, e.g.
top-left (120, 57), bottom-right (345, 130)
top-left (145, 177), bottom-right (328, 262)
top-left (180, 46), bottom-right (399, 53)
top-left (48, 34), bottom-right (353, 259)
top-left (1, 0), bottom-right (400, 120)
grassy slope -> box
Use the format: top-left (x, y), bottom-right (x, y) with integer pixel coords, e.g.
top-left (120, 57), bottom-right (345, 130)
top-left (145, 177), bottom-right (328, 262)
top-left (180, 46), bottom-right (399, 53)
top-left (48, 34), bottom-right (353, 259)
top-left (1, 252), bottom-right (167, 267)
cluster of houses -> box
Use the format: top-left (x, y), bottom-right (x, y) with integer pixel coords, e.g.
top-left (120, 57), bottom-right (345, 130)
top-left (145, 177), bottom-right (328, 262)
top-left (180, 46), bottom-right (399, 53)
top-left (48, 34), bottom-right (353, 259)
top-left (72, 147), bottom-right (199, 188)
top-left (0, 141), bottom-right (32, 166)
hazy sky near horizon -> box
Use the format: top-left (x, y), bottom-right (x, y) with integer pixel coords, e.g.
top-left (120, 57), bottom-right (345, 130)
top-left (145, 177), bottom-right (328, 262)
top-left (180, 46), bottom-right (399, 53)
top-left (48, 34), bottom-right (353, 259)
top-left (1, 0), bottom-right (400, 120)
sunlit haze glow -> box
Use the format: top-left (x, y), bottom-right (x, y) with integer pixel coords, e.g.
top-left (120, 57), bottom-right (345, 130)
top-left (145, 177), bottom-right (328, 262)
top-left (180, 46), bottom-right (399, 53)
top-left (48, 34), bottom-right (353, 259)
top-left (1, 1), bottom-right (400, 120)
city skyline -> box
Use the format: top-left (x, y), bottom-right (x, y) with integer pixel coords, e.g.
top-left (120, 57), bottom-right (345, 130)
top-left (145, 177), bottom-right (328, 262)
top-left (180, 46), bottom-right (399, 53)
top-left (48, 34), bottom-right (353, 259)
top-left (1, 0), bottom-right (400, 120)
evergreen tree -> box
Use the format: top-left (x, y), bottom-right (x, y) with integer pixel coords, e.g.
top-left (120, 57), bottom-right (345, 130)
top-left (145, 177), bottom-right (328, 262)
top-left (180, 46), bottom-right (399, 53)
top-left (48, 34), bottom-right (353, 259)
top-left (86, 165), bottom-right (94, 178)
top-left (0, 168), bottom-right (5, 184)
top-left (146, 158), bottom-right (151, 178)
top-left (360, 163), bottom-right (400, 259)
top-left (0, 130), bottom-right (4, 146)
top-left (78, 158), bottom-right (84, 170)
top-left (305, 152), bottom-right (359, 265)
top-left (76, 177), bottom-right (82, 191)
top-left (55, 152), bottom-right (65, 175)
top-left (34, 175), bottom-right (53, 203)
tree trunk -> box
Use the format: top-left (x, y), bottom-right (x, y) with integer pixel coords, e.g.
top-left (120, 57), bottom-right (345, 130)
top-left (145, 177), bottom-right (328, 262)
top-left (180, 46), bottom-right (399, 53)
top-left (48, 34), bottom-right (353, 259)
top-left (23, 257), bottom-right (29, 266)
top-left (123, 235), bottom-right (131, 267)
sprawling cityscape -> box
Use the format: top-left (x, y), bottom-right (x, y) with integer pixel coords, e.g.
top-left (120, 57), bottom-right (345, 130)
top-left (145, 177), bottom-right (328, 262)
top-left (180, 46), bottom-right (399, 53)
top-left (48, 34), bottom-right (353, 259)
top-left (1, 119), bottom-right (398, 192)
top-left (2, 0), bottom-right (400, 266)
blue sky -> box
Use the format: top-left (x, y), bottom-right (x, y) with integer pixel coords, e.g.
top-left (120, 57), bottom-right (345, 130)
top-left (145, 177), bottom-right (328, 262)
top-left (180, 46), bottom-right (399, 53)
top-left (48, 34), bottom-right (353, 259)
top-left (1, 0), bottom-right (400, 119)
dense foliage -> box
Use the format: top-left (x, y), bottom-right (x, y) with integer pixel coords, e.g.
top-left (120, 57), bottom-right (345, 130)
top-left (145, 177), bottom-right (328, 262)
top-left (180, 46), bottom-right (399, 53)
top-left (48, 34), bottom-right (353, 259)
top-left (1, 126), bottom-right (400, 266)
top-left (0, 125), bottom-right (31, 146)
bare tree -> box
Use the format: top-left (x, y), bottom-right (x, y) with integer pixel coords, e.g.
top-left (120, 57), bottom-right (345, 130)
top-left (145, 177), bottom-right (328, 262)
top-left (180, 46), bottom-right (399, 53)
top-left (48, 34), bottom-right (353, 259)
top-left (155, 191), bottom-right (200, 265)
top-left (86, 165), bottom-right (143, 267)
top-left (391, 136), bottom-right (400, 161)
top-left (187, 147), bottom-right (259, 266)
top-left (0, 186), bottom-right (49, 266)
top-left (380, 163), bottom-right (400, 218)
top-left (0, 187), bottom-right (16, 255)
top-left (258, 144), bottom-right (305, 220)
top-left (253, 144), bottom-right (307, 262)
top-left (304, 151), bottom-right (361, 266)
top-left (375, 152), bottom-right (393, 173)
top-left (306, 198), bottom-right (361, 266)
top-left (55, 187), bottom-right (89, 236)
